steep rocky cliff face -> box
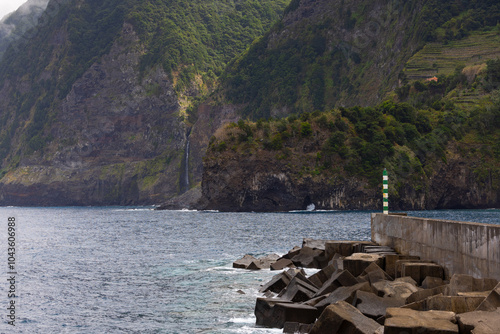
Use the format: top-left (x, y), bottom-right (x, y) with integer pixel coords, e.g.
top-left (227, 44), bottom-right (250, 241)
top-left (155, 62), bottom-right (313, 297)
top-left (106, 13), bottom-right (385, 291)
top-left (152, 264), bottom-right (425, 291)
top-left (202, 144), bottom-right (499, 212)
top-left (0, 23), bottom-right (187, 205)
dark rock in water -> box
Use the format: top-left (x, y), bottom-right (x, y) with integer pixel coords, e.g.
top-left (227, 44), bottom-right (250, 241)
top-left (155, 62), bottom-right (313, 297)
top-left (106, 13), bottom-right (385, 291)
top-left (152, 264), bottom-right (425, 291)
top-left (233, 254), bottom-right (257, 269)
top-left (254, 297), bottom-right (293, 328)
top-left (475, 282), bottom-right (500, 311)
top-left (309, 301), bottom-right (382, 334)
top-left (236, 290), bottom-right (245, 294)
top-left (255, 298), bottom-right (319, 329)
top-left (354, 290), bottom-right (406, 319)
top-left (343, 253), bottom-right (383, 277)
top-left (457, 307), bottom-right (500, 333)
top-left (384, 308), bottom-right (458, 334)
top-left (270, 258), bottom-right (295, 271)
top-left (247, 253), bottom-right (280, 270)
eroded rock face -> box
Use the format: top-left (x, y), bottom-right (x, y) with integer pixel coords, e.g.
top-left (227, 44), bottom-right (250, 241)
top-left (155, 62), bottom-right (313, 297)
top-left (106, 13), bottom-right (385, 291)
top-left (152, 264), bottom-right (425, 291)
top-left (201, 144), bottom-right (500, 211)
top-left (0, 23), bottom-right (187, 205)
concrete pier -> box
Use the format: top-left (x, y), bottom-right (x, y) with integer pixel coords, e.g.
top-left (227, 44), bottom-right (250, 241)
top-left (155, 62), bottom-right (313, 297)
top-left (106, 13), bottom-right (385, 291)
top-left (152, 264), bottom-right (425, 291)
top-left (371, 213), bottom-right (500, 280)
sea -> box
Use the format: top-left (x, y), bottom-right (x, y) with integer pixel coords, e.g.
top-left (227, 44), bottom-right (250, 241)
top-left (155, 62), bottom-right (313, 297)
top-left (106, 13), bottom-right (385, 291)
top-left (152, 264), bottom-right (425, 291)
top-left (0, 207), bottom-right (499, 333)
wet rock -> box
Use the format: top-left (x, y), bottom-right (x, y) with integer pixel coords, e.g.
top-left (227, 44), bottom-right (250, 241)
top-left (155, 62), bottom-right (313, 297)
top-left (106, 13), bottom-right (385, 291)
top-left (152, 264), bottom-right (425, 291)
top-left (354, 290), bottom-right (406, 319)
top-left (255, 301), bottom-right (320, 329)
top-left (255, 297), bottom-right (293, 327)
top-left (457, 307), bottom-right (500, 334)
top-left (309, 301), bottom-right (382, 334)
top-left (271, 258), bottom-right (295, 271)
top-left (384, 308), bottom-right (459, 334)
top-left (233, 254), bottom-right (258, 269)
top-left (401, 262), bottom-right (444, 285)
top-left (343, 253), bottom-right (383, 277)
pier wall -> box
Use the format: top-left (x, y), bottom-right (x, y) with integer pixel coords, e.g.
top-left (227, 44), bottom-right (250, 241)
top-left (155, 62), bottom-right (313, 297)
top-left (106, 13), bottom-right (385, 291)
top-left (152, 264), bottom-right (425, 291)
top-left (371, 213), bottom-right (500, 280)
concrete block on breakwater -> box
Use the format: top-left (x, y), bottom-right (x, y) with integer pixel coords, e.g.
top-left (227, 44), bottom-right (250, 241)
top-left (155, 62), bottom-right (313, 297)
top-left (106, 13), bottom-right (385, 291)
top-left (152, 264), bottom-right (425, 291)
top-left (238, 213), bottom-right (500, 332)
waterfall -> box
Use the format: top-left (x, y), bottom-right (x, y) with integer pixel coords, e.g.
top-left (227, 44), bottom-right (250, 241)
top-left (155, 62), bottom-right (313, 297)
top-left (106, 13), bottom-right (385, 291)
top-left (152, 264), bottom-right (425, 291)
top-left (184, 139), bottom-right (190, 191)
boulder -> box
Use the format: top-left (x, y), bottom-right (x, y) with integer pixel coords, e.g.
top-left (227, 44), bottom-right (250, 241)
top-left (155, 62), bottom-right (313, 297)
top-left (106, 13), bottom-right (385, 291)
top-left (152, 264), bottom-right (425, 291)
top-left (445, 274), bottom-right (498, 296)
top-left (475, 282), bottom-right (500, 311)
top-left (290, 246), bottom-right (324, 268)
top-left (395, 259), bottom-right (429, 278)
top-left (384, 308), bottom-right (459, 334)
top-left (457, 307), bottom-right (500, 334)
top-left (309, 301), bottom-right (382, 334)
top-left (255, 301), bottom-right (320, 329)
top-left (354, 290), bottom-right (406, 319)
top-left (270, 258), bottom-right (295, 271)
top-left (314, 269), bottom-right (358, 297)
top-left (315, 282), bottom-right (372, 310)
top-left (343, 253), bottom-right (383, 277)
top-left (401, 262), bottom-right (444, 285)
top-left (372, 279), bottom-right (419, 299)
top-left (233, 254), bottom-right (257, 269)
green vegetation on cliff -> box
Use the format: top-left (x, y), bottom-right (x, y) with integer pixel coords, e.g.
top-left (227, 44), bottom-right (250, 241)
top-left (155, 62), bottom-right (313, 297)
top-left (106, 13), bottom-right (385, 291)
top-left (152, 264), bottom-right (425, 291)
top-left (219, 0), bottom-right (500, 119)
top-left (208, 63), bottom-right (500, 202)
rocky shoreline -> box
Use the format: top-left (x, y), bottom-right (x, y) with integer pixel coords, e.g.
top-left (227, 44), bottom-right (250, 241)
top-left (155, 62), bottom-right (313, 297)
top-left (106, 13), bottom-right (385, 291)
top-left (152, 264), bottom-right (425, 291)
top-left (234, 238), bottom-right (500, 333)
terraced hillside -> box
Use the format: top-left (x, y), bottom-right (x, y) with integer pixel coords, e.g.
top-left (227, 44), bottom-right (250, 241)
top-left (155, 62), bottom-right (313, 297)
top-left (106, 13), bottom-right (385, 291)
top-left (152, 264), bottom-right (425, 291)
top-left (404, 30), bottom-right (500, 81)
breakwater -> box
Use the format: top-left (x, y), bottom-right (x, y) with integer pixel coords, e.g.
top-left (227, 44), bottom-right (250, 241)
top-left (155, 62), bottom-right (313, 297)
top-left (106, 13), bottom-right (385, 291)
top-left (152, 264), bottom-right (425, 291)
top-left (238, 213), bottom-right (500, 333)
top-left (372, 213), bottom-right (500, 281)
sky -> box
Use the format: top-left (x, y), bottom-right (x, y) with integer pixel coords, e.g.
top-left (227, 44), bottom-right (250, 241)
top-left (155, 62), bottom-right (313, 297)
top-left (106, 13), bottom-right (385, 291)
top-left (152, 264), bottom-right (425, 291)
top-left (0, 0), bottom-right (28, 20)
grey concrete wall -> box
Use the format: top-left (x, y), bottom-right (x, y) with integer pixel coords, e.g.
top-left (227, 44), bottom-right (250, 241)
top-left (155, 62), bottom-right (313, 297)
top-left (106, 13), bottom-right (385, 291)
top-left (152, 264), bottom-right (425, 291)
top-left (371, 213), bottom-right (500, 280)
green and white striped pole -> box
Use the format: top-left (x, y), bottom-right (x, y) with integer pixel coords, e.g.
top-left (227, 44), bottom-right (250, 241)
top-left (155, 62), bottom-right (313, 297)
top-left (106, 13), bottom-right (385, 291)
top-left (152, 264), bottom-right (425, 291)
top-left (383, 168), bottom-right (389, 214)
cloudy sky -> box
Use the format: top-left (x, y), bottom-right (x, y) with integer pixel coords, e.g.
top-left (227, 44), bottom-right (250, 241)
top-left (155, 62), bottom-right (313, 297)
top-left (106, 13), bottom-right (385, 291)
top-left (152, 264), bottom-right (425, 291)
top-left (0, 0), bottom-right (28, 20)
